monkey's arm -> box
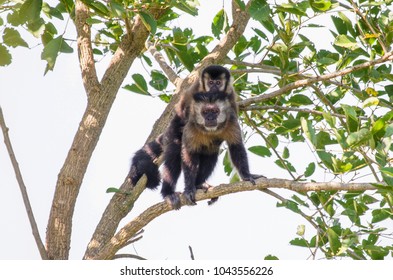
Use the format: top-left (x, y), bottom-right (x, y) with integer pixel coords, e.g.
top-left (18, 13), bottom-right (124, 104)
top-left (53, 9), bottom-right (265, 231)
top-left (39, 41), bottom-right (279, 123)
top-left (228, 142), bottom-right (265, 184)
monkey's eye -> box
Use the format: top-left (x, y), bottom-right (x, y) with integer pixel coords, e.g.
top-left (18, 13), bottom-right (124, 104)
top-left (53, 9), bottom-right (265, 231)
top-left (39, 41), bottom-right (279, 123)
top-left (215, 81), bottom-right (221, 85)
top-left (208, 81), bottom-right (214, 85)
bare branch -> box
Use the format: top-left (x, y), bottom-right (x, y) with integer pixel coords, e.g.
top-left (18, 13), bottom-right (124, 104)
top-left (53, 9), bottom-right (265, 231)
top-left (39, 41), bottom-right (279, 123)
top-left (146, 41), bottom-right (182, 87)
top-left (238, 52), bottom-right (393, 107)
top-left (74, 0), bottom-right (100, 97)
top-left (242, 105), bottom-right (369, 120)
top-left (0, 107), bottom-right (48, 260)
top-left (113, 254), bottom-right (147, 260)
top-left (189, 245), bottom-right (195, 260)
top-left (91, 178), bottom-right (376, 259)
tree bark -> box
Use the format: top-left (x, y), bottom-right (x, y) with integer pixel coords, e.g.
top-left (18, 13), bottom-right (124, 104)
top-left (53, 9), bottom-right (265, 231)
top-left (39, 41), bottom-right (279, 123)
top-left (45, 1), bottom-right (168, 259)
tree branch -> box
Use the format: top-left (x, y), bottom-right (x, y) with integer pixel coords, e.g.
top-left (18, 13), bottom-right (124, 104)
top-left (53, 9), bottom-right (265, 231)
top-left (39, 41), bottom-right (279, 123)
top-left (146, 41), bottom-right (182, 87)
top-left (0, 107), bottom-right (48, 260)
top-left (91, 178), bottom-right (376, 259)
top-left (47, 1), bottom-right (169, 259)
top-left (242, 104), bottom-right (368, 120)
top-left (238, 52), bottom-right (393, 107)
top-left (74, 0), bottom-right (100, 97)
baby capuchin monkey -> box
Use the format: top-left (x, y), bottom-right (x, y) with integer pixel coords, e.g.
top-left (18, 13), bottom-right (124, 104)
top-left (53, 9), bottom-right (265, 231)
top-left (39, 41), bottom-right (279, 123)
top-left (129, 65), bottom-right (263, 209)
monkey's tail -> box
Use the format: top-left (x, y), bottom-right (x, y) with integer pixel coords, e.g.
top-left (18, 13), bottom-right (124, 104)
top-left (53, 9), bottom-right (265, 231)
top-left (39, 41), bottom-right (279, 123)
top-left (129, 135), bottom-right (164, 189)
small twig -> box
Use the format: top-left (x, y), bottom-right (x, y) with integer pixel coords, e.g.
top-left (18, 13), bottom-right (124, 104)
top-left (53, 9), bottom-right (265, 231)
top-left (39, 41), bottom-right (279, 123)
top-left (0, 106), bottom-right (48, 260)
top-left (188, 245), bottom-right (195, 260)
top-left (242, 104), bottom-right (368, 120)
top-left (113, 254), bottom-right (147, 260)
top-left (349, 0), bottom-right (388, 54)
top-left (238, 52), bottom-right (393, 107)
top-left (146, 41), bottom-right (182, 87)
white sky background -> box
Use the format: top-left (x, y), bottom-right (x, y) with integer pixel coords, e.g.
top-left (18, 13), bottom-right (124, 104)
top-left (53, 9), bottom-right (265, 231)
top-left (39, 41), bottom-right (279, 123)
top-left (0, 0), bottom-right (365, 260)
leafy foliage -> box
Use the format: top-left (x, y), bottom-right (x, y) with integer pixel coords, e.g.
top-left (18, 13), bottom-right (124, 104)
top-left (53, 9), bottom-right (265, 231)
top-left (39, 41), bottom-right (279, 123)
top-left (2, 0), bottom-right (393, 260)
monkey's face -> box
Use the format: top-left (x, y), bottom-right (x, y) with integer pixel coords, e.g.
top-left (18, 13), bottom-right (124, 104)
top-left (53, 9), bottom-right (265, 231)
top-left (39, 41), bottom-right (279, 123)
top-left (191, 92), bottom-right (231, 132)
top-left (203, 73), bottom-right (227, 92)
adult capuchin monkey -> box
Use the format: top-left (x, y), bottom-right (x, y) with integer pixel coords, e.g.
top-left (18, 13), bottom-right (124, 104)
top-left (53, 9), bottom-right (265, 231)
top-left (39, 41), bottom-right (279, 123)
top-left (128, 65), bottom-right (264, 209)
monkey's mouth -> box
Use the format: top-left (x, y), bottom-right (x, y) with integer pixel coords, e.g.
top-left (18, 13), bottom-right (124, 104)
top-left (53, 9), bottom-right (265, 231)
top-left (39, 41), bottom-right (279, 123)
top-left (205, 120), bottom-right (218, 129)
top-left (205, 126), bottom-right (218, 132)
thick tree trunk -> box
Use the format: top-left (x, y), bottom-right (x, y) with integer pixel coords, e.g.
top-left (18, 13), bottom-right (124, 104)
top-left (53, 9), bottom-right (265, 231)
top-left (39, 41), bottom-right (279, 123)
top-left (45, 0), bottom-right (167, 259)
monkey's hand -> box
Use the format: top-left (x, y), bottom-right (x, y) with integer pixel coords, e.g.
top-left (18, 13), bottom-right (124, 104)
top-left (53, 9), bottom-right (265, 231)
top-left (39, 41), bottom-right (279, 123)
top-left (183, 189), bottom-right (197, 206)
top-left (242, 174), bottom-right (266, 185)
top-left (164, 193), bottom-right (182, 210)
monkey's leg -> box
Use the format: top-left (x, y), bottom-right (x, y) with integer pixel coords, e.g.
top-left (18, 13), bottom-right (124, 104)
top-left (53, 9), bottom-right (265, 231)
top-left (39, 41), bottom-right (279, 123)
top-left (229, 143), bottom-right (265, 184)
top-left (161, 141), bottom-right (183, 210)
top-left (182, 149), bottom-right (200, 206)
top-left (195, 153), bottom-right (219, 205)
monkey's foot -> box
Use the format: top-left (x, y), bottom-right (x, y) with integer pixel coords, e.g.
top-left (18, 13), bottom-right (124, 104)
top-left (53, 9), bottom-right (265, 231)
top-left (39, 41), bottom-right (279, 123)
top-left (196, 183), bottom-right (219, 206)
top-left (196, 182), bottom-right (213, 192)
top-left (243, 174), bottom-right (266, 185)
top-left (183, 189), bottom-right (197, 206)
top-left (164, 193), bottom-right (182, 210)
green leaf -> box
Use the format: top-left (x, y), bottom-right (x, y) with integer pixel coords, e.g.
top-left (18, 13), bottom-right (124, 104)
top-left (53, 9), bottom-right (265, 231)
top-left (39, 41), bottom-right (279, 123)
top-left (106, 187), bottom-right (121, 193)
top-left (371, 118), bottom-right (385, 135)
top-left (3, 28), bottom-right (28, 48)
top-left (362, 97), bottom-right (379, 108)
top-left (234, 0), bottom-right (246, 10)
top-left (334, 34), bottom-right (358, 50)
top-left (87, 0), bottom-right (110, 17)
top-left (277, 2), bottom-right (308, 16)
top-left (304, 162), bottom-right (316, 177)
top-left (124, 74), bottom-right (149, 95)
top-left (264, 255), bottom-right (279, 260)
top-left (317, 151), bottom-right (334, 171)
top-left (41, 36), bottom-right (73, 73)
top-left (341, 104), bottom-right (358, 132)
top-left (27, 18), bottom-right (45, 37)
top-left (282, 147), bottom-right (289, 159)
top-left (288, 94), bottom-right (313, 106)
top-left (211, 9), bottom-right (227, 39)
top-left (139, 11), bottom-right (157, 35)
top-left (301, 117), bottom-right (316, 146)
top-left (346, 128), bottom-right (371, 147)
top-left (248, 146), bottom-right (272, 157)
top-left (20, 0), bottom-right (42, 23)
top-left (0, 44), bottom-right (12, 66)
top-left (149, 70), bottom-right (168, 91)
top-left (223, 151), bottom-right (233, 176)
top-left (277, 200), bottom-right (300, 213)
top-left (249, 0), bottom-right (270, 24)
top-left (380, 167), bottom-right (393, 177)
top-left (266, 133), bottom-right (279, 148)
top-left (109, 0), bottom-right (125, 18)
top-left (290, 238), bottom-right (309, 247)
top-left (42, 2), bottom-right (64, 20)
top-left (175, 0), bottom-right (199, 16)
top-left (310, 0), bottom-right (332, 12)
top-left (327, 228), bottom-right (341, 255)
top-left (371, 209), bottom-right (392, 223)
